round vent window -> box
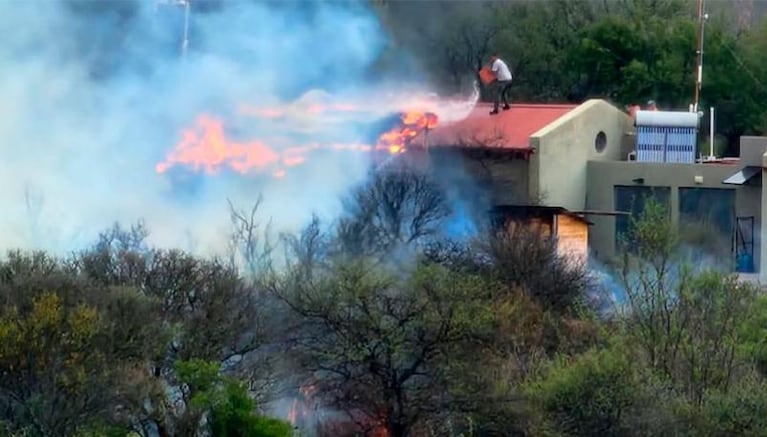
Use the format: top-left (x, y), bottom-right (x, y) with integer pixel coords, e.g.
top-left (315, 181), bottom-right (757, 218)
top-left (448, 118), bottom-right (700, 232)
top-left (595, 131), bottom-right (607, 153)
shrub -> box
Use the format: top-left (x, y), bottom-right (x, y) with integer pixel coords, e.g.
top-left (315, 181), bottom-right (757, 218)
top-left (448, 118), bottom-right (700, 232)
top-left (526, 345), bottom-right (637, 436)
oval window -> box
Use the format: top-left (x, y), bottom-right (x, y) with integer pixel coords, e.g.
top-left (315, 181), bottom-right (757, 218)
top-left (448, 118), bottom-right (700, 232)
top-left (595, 131), bottom-right (607, 153)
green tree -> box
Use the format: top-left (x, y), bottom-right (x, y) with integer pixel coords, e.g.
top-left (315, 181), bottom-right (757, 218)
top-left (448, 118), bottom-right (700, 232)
top-left (694, 373), bottom-right (767, 436)
top-left (0, 251), bottom-right (165, 436)
top-left (272, 257), bottom-right (495, 437)
top-left (175, 359), bottom-right (293, 437)
top-left (701, 14), bottom-right (767, 150)
top-left (526, 344), bottom-right (639, 436)
top-left (70, 223), bottom-right (280, 435)
top-left (737, 293), bottom-right (767, 376)
top-left (565, 13), bottom-right (696, 105)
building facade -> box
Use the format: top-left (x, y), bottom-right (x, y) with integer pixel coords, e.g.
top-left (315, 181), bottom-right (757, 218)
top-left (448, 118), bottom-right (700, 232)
top-left (417, 99), bottom-right (767, 284)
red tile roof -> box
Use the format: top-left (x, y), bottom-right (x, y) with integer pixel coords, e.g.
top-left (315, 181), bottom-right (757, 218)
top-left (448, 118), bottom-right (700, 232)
top-left (419, 103), bottom-right (578, 150)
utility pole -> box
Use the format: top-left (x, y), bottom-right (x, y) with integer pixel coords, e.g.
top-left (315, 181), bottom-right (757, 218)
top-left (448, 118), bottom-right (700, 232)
top-left (692, 0), bottom-right (708, 113)
top-left (154, 0), bottom-right (190, 58)
top-left (181, 0), bottom-right (190, 58)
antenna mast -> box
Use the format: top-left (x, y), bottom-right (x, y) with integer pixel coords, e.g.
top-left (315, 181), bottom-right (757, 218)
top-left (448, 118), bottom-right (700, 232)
top-left (155, 0), bottom-right (190, 58)
top-left (692, 0), bottom-right (708, 113)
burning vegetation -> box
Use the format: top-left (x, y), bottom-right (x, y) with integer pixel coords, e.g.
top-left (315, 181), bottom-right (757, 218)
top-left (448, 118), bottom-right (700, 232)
top-left (155, 107), bottom-right (439, 178)
top-left (2, 150), bottom-right (762, 437)
top-left (287, 382), bottom-right (389, 436)
top-left (375, 111), bottom-right (438, 155)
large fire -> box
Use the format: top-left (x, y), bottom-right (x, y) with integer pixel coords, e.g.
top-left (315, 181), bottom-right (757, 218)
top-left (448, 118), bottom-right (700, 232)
top-left (156, 106), bottom-right (439, 178)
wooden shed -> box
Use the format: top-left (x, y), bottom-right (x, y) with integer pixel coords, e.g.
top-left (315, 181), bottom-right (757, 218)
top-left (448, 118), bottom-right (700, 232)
top-left (490, 205), bottom-right (591, 265)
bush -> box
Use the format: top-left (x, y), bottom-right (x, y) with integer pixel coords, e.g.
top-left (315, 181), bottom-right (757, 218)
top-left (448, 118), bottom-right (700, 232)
top-left (738, 293), bottom-right (767, 376)
top-left (176, 359), bottom-right (293, 437)
top-left (676, 373), bottom-right (767, 436)
top-left (526, 345), bottom-right (637, 436)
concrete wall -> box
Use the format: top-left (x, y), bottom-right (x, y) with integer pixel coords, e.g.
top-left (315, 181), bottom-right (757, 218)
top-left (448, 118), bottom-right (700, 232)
top-left (529, 99), bottom-right (633, 211)
top-left (740, 136), bottom-right (767, 166)
top-left (586, 161), bottom-right (743, 260)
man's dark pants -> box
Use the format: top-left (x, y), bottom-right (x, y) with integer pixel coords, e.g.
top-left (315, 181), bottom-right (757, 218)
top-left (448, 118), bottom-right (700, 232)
top-left (493, 80), bottom-right (512, 112)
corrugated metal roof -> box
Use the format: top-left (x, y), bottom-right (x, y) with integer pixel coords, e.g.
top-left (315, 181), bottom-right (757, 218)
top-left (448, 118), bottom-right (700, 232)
top-left (418, 103), bottom-right (578, 151)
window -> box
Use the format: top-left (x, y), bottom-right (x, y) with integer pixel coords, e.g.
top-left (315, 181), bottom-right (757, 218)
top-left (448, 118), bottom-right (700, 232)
top-left (614, 185), bottom-right (671, 250)
top-left (679, 188), bottom-right (735, 260)
top-left (595, 131), bottom-right (607, 153)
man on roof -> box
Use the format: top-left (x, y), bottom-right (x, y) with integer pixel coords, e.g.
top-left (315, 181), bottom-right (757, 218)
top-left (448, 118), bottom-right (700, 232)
top-left (487, 53), bottom-right (513, 115)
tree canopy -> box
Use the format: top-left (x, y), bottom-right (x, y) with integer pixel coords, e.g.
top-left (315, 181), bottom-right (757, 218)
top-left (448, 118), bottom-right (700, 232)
top-left (3, 163), bottom-right (767, 436)
top-left (374, 0), bottom-right (767, 154)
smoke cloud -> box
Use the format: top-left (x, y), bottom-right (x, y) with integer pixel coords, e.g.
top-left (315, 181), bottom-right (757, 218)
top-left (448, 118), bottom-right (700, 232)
top-left (0, 0), bottom-right (478, 256)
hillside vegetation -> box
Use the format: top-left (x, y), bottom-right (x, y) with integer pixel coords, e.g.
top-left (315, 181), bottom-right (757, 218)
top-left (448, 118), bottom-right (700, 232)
top-left (2, 167), bottom-right (767, 436)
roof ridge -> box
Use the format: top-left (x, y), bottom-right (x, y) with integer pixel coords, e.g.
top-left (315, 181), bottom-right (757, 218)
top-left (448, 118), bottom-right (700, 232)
top-left (474, 102), bottom-right (578, 108)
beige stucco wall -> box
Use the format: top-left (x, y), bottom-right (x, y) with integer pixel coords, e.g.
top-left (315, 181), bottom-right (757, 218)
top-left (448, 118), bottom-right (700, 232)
top-left (585, 161), bottom-right (747, 260)
top-left (740, 136), bottom-right (767, 166)
top-left (528, 99), bottom-right (633, 211)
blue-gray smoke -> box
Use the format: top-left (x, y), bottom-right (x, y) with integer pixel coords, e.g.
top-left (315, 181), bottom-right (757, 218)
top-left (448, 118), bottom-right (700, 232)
top-left (0, 0), bottom-right (452, 255)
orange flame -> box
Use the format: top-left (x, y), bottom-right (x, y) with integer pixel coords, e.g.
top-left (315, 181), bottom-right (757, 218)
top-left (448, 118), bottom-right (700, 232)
top-left (285, 381), bottom-right (391, 436)
top-left (286, 383), bottom-right (319, 429)
top-left (155, 114), bottom-right (281, 174)
top-left (375, 111), bottom-right (438, 155)
top-left (157, 108), bottom-right (438, 178)
top-left (287, 399), bottom-right (299, 425)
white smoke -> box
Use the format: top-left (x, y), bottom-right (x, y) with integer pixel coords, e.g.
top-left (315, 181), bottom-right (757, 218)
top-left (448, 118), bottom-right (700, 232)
top-left (0, 0), bottom-right (478, 256)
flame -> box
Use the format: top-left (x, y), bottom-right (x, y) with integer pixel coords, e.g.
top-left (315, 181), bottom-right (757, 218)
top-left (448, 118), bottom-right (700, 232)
top-left (285, 381), bottom-right (391, 437)
top-left (375, 110), bottom-right (438, 155)
top-left (155, 114), bottom-right (280, 175)
top-left (157, 108), bottom-right (439, 178)
top-left (286, 383), bottom-right (319, 429)
top-left (287, 399), bottom-right (299, 425)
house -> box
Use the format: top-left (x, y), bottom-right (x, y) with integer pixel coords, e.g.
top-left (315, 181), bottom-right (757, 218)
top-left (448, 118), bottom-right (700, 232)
top-left (415, 100), bottom-right (632, 209)
top-left (406, 99), bottom-right (767, 284)
top-left (406, 99), bottom-right (631, 266)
